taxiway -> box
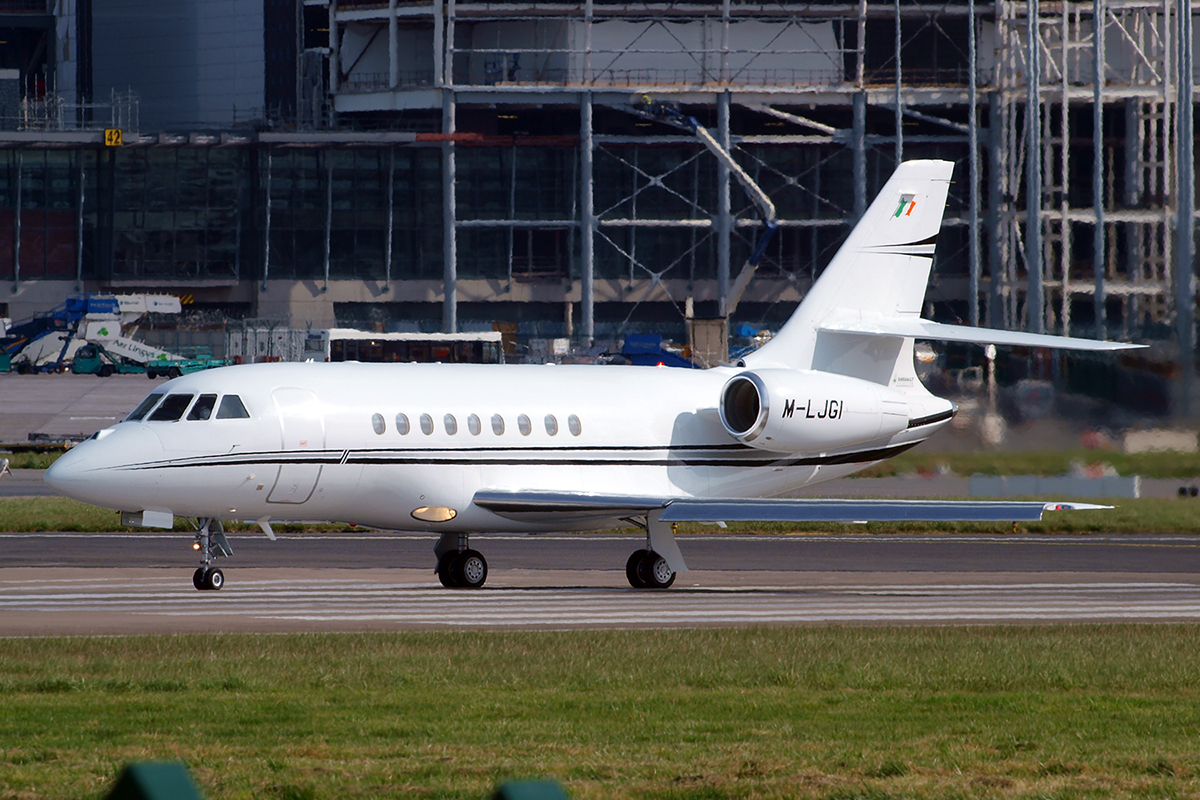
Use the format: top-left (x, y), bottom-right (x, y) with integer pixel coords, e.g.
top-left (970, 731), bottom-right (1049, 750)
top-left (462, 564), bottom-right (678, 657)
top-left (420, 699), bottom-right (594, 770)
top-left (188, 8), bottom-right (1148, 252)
top-left (2, 531), bottom-right (1199, 635)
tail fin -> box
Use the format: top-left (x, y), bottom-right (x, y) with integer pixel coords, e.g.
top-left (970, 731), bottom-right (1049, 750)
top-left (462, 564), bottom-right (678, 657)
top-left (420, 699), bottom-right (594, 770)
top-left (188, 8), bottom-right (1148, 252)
top-left (744, 160), bottom-right (955, 388)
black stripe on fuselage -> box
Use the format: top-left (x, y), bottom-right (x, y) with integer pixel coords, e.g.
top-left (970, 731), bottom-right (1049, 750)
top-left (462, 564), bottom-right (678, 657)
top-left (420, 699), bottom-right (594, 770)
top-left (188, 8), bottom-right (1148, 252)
top-left (116, 441), bottom-right (921, 472)
top-left (907, 409), bottom-right (956, 429)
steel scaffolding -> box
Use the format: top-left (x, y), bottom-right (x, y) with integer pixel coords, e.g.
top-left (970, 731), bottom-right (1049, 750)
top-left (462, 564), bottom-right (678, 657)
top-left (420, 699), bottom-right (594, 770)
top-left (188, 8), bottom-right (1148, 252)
top-left (330, 0), bottom-right (1198, 362)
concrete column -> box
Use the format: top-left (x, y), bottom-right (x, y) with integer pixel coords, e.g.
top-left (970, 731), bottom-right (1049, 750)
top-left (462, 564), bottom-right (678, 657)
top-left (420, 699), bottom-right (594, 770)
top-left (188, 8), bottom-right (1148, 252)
top-left (853, 91), bottom-right (866, 220)
top-left (1093, 0), bottom-right (1107, 339)
top-left (13, 149), bottom-right (21, 289)
top-left (581, 93), bottom-right (595, 345)
top-left (385, 146), bottom-right (394, 287)
top-left (717, 91), bottom-right (731, 315)
top-left (388, 0), bottom-right (398, 89)
top-left (75, 148), bottom-right (85, 290)
top-left (262, 148), bottom-right (272, 290)
top-left (323, 152), bottom-right (333, 288)
top-left (894, 0), bottom-right (903, 164)
top-left (1026, 0), bottom-right (1044, 333)
top-left (433, 0), bottom-right (444, 88)
top-left (442, 90), bottom-right (457, 333)
top-left (1175, 0), bottom-right (1195, 407)
top-left (968, 0), bottom-right (980, 326)
top-left (987, 92), bottom-right (1004, 328)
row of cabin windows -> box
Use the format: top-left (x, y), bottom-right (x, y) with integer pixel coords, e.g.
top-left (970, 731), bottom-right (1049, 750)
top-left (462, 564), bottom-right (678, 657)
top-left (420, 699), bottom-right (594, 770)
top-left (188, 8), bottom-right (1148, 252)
top-left (125, 392), bottom-right (251, 423)
top-left (371, 412), bottom-right (581, 438)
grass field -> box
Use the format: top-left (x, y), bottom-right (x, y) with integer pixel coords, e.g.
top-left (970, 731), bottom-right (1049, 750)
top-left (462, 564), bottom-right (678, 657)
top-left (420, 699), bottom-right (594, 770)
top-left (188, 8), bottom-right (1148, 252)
top-left (5, 495), bottom-right (1200, 534)
top-left (1, 627), bottom-right (1199, 799)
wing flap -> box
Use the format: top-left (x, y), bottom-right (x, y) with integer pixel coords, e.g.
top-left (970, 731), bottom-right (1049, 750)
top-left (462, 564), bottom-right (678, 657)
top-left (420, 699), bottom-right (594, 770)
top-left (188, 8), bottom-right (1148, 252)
top-left (472, 490), bottom-right (667, 523)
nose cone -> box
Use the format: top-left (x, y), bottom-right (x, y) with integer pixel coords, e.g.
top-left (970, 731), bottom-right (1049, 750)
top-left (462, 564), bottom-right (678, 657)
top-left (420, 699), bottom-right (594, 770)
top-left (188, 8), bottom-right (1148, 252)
top-left (45, 426), bottom-right (164, 509)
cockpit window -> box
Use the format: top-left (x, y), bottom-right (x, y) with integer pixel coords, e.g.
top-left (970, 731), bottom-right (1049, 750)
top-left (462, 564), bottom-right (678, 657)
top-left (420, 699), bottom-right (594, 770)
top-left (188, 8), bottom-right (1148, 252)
top-left (216, 395), bottom-right (250, 419)
top-left (125, 393), bottom-right (164, 422)
top-left (187, 394), bottom-right (218, 420)
top-left (147, 394), bottom-right (195, 422)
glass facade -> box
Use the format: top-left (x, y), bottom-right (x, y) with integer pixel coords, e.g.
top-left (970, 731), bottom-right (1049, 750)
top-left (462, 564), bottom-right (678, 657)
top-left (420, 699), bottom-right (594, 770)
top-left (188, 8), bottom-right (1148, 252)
top-left (0, 150), bottom-right (85, 281)
top-left (0, 138), bottom-right (968, 305)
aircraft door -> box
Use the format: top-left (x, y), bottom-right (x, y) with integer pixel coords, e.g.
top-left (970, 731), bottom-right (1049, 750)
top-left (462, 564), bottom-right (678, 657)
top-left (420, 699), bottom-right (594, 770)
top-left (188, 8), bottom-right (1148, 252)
top-left (267, 387), bottom-right (325, 504)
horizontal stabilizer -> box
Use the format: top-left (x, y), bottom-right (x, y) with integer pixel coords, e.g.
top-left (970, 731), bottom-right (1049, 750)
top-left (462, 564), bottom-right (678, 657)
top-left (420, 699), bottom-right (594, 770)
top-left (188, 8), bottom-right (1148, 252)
top-left (474, 490), bottom-right (1109, 523)
top-left (819, 318), bottom-right (1145, 352)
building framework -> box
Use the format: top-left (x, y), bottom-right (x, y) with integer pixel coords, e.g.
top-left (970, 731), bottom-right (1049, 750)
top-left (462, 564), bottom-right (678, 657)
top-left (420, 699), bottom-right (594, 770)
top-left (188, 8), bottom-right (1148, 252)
top-left (1, 1), bottom-right (1197, 379)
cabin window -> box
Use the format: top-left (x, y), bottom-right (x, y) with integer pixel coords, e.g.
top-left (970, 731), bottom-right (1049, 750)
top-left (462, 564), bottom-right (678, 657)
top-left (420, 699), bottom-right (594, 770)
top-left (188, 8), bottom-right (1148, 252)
top-left (544, 414), bottom-right (558, 436)
top-left (467, 414), bottom-right (481, 435)
top-left (372, 413), bottom-right (386, 435)
top-left (125, 393), bottom-right (164, 422)
top-left (216, 395), bottom-right (251, 419)
top-left (396, 413), bottom-right (410, 435)
top-left (491, 414), bottom-right (505, 435)
top-left (148, 394), bottom-right (194, 422)
top-left (444, 414), bottom-right (458, 435)
top-left (187, 394), bottom-right (218, 421)
top-left (568, 414), bottom-right (582, 436)
top-left (517, 414), bottom-right (532, 436)
top-left (420, 413), bottom-right (434, 435)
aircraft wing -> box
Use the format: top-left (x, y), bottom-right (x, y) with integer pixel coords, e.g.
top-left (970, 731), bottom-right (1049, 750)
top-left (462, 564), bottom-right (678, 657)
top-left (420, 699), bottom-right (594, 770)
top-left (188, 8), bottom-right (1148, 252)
top-left (472, 491), bottom-right (1108, 523)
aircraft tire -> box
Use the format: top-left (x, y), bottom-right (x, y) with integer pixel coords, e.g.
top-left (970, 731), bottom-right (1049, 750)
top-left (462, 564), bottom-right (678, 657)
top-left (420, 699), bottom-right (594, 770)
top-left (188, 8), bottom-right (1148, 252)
top-left (204, 567), bottom-right (225, 590)
top-left (436, 553), bottom-right (460, 588)
top-left (453, 549), bottom-right (488, 589)
top-left (639, 550), bottom-right (676, 589)
top-left (626, 549), bottom-right (651, 588)
top-left (192, 567), bottom-right (207, 591)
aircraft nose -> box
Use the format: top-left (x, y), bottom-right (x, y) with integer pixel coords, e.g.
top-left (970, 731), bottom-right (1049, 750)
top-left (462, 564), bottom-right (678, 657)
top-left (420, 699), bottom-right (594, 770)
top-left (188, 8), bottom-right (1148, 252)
top-left (44, 426), bottom-right (164, 508)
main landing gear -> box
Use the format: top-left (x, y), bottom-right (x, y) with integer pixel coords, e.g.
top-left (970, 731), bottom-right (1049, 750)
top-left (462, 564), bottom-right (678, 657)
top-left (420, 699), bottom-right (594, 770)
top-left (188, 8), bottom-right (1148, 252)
top-left (434, 533), bottom-right (488, 589)
top-left (192, 517), bottom-right (233, 591)
top-left (625, 548), bottom-right (676, 589)
top-left (624, 514), bottom-right (688, 589)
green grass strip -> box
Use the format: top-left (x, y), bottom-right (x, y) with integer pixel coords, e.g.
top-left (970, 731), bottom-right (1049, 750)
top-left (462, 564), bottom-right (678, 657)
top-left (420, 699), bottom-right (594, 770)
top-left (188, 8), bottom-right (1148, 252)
top-left (1, 627), bottom-right (1199, 798)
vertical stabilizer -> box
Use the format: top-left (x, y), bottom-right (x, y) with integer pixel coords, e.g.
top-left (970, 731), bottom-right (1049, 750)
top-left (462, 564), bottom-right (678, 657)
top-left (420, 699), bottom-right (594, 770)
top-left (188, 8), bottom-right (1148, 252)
top-left (744, 160), bottom-right (954, 388)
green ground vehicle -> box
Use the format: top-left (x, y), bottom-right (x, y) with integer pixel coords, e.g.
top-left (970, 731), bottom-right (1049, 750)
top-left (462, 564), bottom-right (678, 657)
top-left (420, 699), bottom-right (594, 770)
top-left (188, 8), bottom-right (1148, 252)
top-left (70, 343), bottom-right (147, 376)
top-left (72, 342), bottom-right (234, 378)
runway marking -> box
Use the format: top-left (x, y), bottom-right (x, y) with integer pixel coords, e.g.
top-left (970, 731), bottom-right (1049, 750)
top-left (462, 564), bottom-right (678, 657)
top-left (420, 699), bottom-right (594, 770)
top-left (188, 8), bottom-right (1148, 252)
top-left (4, 577), bottom-right (1200, 630)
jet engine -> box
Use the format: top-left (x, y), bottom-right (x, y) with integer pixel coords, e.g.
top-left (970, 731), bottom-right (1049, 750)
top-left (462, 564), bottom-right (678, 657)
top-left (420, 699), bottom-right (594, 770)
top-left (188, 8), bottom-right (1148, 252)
top-left (719, 369), bottom-right (910, 452)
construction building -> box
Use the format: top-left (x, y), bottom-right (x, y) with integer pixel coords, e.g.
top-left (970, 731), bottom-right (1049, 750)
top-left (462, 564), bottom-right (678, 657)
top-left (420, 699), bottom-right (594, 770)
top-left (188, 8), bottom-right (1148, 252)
top-left (0, 0), bottom-right (1196, 408)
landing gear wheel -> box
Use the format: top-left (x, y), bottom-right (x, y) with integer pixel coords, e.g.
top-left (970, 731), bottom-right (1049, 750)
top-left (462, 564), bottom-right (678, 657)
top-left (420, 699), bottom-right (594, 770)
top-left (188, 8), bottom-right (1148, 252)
top-left (436, 553), bottom-right (460, 588)
top-left (204, 568), bottom-right (224, 590)
top-left (193, 567), bottom-right (207, 590)
top-left (453, 549), bottom-right (488, 589)
top-left (639, 550), bottom-right (676, 589)
top-left (626, 549), bottom-right (651, 588)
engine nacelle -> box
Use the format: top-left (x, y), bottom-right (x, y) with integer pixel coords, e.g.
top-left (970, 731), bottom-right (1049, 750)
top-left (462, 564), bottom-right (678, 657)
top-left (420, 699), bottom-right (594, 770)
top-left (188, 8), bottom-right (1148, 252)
top-left (719, 369), bottom-right (910, 452)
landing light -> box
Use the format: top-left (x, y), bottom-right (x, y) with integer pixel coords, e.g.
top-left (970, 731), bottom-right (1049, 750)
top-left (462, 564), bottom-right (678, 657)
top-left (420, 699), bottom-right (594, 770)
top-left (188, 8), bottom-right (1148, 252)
top-left (411, 506), bottom-right (457, 523)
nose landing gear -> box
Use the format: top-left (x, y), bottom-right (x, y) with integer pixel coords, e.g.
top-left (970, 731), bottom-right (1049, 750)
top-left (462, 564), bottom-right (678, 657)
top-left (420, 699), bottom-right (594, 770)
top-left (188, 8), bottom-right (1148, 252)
top-left (192, 518), bottom-right (232, 591)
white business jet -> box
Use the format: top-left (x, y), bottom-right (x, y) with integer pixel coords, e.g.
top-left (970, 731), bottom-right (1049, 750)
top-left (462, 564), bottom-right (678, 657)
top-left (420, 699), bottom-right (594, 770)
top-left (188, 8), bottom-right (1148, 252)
top-left (45, 160), bottom-right (1140, 592)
